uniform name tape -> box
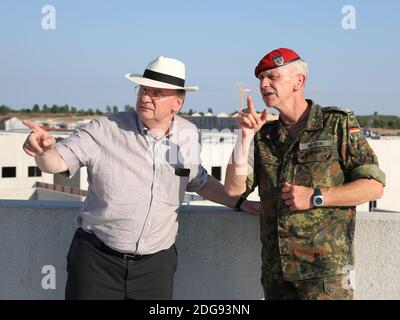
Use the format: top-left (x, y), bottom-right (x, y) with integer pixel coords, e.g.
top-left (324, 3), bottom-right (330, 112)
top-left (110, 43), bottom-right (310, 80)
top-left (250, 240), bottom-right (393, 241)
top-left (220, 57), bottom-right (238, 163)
top-left (299, 140), bottom-right (333, 150)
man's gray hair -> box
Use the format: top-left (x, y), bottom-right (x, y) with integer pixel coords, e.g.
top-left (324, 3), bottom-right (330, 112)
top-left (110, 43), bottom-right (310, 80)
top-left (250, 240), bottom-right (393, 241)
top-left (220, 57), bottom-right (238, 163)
top-left (291, 59), bottom-right (308, 78)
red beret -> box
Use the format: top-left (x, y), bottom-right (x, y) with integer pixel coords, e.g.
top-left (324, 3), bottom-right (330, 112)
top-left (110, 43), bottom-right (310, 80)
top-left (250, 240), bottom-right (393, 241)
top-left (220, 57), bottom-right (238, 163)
top-left (254, 48), bottom-right (301, 77)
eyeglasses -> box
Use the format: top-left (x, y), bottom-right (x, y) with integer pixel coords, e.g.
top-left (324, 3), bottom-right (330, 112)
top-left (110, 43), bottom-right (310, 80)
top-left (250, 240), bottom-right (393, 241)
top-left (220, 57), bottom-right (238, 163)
top-left (135, 85), bottom-right (167, 100)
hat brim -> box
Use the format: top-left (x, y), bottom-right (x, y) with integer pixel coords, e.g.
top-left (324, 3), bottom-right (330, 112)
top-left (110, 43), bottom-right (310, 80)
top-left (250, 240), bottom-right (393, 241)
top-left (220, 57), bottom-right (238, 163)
top-left (125, 73), bottom-right (198, 92)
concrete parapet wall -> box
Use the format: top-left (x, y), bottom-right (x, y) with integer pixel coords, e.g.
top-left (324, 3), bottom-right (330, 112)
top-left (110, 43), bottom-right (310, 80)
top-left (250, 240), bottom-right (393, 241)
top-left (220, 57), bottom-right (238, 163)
top-left (0, 200), bottom-right (399, 300)
top-left (354, 212), bottom-right (400, 299)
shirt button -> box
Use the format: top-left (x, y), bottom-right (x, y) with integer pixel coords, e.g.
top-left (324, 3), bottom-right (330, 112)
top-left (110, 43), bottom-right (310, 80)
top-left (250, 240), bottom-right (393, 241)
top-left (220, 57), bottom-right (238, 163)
top-left (147, 222), bottom-right (151, 226)
top-left (140, 240), bottom-right (144, 244)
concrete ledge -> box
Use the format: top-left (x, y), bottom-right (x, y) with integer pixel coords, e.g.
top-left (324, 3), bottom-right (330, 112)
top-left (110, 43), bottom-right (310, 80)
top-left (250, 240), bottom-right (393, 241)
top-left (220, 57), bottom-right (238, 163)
top-left (0, 200), bottom-right (399, 300)
top-left (355, 211), bottom-right (400, 299)
top-left (0, 199), bottom-right (82, 208)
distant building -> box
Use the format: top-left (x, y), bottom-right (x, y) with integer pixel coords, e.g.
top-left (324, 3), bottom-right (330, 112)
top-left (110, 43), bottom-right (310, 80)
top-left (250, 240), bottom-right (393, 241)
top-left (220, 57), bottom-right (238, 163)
top-left (189, 112), bottom-right (237, 131)
top-left (0, 115), bottom-right (101, 132)
top-left (189, 112), bottom-right (278, 131)
top-left (0, 116), bottom-right (26, 131)
top-left (2, 114), bottom-right (397, 212)
top-left (0, 131), bottom-right (86, 201)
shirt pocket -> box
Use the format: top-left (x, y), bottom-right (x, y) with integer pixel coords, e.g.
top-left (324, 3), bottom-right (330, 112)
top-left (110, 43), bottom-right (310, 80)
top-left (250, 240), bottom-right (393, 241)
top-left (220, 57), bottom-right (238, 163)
top-left (294, 147), bottom-right (338, 188)
top-left (160, 164), bottom-right (190, 206)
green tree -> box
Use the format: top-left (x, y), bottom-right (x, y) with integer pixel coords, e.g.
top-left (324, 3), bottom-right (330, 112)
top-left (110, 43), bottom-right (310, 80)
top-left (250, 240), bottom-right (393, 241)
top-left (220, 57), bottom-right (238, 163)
top-left (50, 104), bottom-right (59, 113)
top-left (106, 106), bottom-right (112, 114)
top-left (0, 105), bottom-right (11, 115)
top-left (207, 107), bottom-right (213, 114)
top-left (71, 107), bottom-right (77, 113)
top-left (32, 104), bottom-right (40, 113)
top-left (60, 104), bottom-right (70, 114)
top-left (112, 106), bottom-right (119, 114)
top-left (124, 104), bottom-right (134, 112)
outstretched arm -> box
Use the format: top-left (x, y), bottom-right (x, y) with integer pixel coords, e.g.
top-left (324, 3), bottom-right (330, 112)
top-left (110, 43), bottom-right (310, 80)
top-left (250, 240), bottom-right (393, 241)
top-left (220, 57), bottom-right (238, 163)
top-left (197, 174), bottom-right (261, 215)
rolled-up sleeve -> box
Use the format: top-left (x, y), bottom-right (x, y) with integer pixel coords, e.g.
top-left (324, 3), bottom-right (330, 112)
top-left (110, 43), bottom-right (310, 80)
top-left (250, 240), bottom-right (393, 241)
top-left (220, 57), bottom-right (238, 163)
top-left (350, 164), bottom-right (386, 186)
top-left (340, 114), bottom-right (386, 186)
top-left (186, 164), bottom-right (208, 192)
top-left (54, 119), bottom-right (102, 178)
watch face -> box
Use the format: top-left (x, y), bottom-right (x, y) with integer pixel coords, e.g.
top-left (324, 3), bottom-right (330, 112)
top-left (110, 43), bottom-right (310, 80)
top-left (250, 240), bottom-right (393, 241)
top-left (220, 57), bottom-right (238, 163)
top-left (314, 196), bottom-right (324, 206)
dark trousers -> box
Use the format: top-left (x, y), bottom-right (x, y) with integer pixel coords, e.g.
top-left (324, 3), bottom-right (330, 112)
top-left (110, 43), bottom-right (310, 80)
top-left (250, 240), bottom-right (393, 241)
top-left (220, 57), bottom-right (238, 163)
top-left (65, 228), bottom-right (177, 300)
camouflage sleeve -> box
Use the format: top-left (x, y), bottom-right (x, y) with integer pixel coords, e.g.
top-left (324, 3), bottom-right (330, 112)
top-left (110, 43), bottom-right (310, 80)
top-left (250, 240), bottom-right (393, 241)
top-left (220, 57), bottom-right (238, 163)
top-left (339, 114), bottom-right (386, 186)
top-left (243, 134), bottom-right (259, 197)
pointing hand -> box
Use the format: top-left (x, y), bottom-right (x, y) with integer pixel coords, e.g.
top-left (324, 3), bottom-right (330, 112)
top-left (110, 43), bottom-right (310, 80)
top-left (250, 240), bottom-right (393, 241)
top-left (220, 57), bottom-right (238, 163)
top-left (237, 96), bottom-right (268, 136)
top-left (22, 120), bottom-right (56, 157)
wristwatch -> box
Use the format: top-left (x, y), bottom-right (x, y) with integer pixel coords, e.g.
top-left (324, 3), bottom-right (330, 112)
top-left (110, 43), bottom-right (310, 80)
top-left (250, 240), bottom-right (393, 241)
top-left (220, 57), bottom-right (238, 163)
top-left (312, 187), bottom-right (324, 207)
top-left (234, 196), bottom-right (247, 211)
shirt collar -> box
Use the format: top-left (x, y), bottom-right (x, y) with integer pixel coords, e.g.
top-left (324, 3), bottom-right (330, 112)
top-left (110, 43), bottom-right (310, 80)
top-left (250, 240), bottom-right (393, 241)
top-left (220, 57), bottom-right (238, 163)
top-left (303, 99), bottom-right (324, 131)
top-left (265, 99), bottom-right (323, 142)
top-left (136, 113), bottom-right (148, 134)
top-left (136, 113), bottom-right (176, 139)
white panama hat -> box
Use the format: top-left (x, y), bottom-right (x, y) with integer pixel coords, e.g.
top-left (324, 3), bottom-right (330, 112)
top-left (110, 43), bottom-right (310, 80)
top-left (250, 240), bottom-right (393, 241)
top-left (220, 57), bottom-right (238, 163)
top-left (125, 56), bottom-right (199, 92)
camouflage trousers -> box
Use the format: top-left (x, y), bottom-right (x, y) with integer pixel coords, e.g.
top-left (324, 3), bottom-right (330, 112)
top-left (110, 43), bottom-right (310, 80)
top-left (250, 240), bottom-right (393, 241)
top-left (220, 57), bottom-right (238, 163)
top-left (262, 275), bottom-right (354, 300)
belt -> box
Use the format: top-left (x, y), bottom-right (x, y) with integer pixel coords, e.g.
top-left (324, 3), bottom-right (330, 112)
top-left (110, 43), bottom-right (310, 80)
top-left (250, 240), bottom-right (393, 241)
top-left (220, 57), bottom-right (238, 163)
top-left (76, 228), bottom-right (151, 261)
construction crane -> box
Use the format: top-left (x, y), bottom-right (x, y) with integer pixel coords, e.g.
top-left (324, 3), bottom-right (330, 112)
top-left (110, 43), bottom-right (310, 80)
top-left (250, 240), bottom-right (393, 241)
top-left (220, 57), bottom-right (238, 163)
top-left (236, 83), bottom-right (253, 111)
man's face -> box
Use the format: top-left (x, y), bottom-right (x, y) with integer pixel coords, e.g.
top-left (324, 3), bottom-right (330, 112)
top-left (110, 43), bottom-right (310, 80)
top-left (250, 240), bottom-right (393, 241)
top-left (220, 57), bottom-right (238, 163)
top-left (257, 64), bottom-right (297, 108)
top-left (135, 86), bottom-right (183, 123)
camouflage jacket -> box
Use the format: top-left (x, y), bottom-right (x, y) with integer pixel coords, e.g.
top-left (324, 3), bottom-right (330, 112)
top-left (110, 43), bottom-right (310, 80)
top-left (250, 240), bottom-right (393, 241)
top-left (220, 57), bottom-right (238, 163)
top-left (245, 100), bottom-right (386, 281)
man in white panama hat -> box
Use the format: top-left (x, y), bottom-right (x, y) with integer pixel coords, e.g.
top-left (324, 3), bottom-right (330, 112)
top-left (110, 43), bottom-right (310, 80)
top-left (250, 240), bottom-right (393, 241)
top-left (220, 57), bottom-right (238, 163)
top-left (22, 56), bottom-right (260, 300)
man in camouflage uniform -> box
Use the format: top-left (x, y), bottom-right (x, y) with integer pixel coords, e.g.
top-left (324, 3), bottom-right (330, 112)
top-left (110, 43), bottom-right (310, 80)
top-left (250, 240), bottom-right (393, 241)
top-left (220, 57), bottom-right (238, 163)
top-left (224, 48), bottom-right (385, 300)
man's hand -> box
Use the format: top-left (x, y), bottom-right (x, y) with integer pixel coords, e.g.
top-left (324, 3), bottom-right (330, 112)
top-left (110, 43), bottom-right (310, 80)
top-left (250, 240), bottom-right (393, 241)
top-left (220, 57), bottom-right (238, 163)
top-left (281, 182), bottom-right (314, 211)
top-left (22, 120), bottom-right (56, 157)
top-left (240, 199), bottom-right (261, 215)
top-left (237, 96), bottom-right (268, 137)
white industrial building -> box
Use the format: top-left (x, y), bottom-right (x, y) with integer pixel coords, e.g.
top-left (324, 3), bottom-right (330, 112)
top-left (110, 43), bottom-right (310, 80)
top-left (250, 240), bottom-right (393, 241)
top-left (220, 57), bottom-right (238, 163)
top-left (0, 125), bottom-right (399, 212)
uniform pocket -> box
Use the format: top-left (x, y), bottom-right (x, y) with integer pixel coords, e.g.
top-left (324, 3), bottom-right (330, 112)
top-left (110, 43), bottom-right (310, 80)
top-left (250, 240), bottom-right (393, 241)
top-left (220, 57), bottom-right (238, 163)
top-left (297, 147), bottom-right (335, 163)
top-left (258, 155), bottom-right (279, 198)
top-left (323, 276), bottom-right (354, 300)
top-left (294, 147), bottom-right (338, 187)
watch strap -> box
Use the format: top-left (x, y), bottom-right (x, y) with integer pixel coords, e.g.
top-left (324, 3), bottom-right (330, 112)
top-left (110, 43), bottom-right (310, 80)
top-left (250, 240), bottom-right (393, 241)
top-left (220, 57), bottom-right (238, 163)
top-left (235, 196), bottom-right (247, 211)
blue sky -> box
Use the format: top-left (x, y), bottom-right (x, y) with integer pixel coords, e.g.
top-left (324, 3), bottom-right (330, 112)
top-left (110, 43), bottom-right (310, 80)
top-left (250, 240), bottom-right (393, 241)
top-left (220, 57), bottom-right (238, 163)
top-left (0, 0), bottom-right (399, 115)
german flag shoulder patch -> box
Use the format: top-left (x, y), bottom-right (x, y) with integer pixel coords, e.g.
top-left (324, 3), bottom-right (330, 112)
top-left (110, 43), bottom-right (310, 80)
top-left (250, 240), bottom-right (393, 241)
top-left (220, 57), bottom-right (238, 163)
top-left (349, 127), bottom-right (361, 134)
